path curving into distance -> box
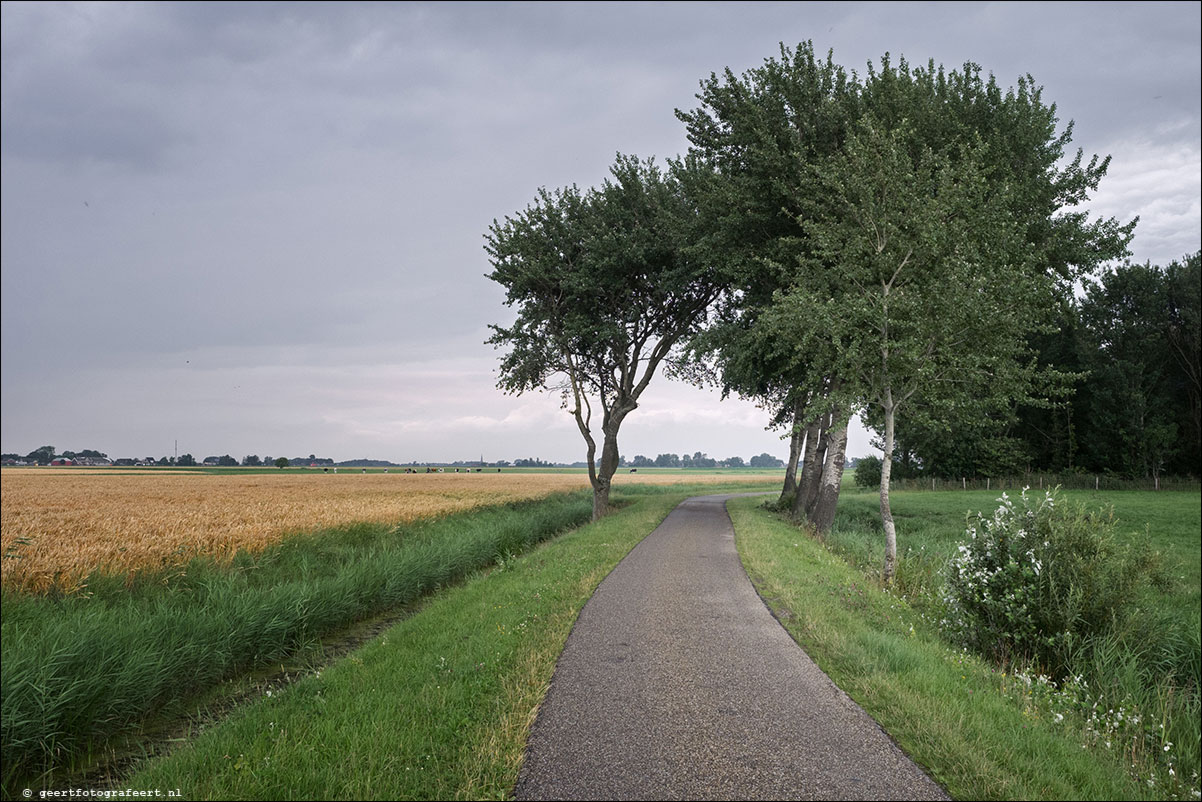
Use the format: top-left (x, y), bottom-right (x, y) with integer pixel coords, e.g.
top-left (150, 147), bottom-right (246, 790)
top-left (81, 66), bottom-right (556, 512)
top-left (515, 494), bottom-right (949, 801)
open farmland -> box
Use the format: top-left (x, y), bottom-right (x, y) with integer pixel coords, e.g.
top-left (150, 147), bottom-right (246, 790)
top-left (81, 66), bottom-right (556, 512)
top-left (0, 468), bottom-right (775, 594)
top-left (1, 477), bottom-right (779, 794)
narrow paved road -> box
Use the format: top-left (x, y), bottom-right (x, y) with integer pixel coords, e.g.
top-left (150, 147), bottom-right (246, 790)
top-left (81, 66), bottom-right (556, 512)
top-left (515, 494), bottom-right (949, 801)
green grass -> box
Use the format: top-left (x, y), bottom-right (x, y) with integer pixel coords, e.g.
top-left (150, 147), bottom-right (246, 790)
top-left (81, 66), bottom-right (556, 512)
top-left (734, 489), bottom-right (1201, 800)
top-left (5, 481), bottom-right (776, 799)
top-left (730, 496), bottom-right (1155, 800)
top-left (122, 485), bottom-right (773, 800)
top-left (827, 490), bottom-right (1200, 696)
top-left (13, 480), bottom-right (1190, 799)
top-left (3, 493), bottom-right (598, 794)
top-left (825, 489), bottom-right (1199, 603)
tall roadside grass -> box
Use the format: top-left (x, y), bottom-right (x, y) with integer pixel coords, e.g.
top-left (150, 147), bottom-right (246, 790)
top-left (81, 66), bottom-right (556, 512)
top-left (2, 493), bottom-right (596, 795)
top-left (124, 485), bottom-right (773, 799)
top-left (743, 489), bottom-right (1201, 800)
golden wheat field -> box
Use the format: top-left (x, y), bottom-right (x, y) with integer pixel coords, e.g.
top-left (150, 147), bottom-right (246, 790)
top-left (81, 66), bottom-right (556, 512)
top-left (1, 468), bottom-right (772, 593)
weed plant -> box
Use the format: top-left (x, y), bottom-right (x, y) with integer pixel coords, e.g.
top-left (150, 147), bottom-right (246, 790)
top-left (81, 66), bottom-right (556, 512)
top-left (1, 493), bottom-right (593, 794)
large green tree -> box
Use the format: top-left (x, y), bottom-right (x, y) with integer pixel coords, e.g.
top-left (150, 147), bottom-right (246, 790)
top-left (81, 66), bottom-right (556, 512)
top-left (677, 43), bottom-right (861, 523)
top-left (683, 45), bottom-right (1134, 581)
top-left (887, 253), bottom-right (1200, 480)
top-left (830, 58), bottom-right (1130, 579)
top-left (768, 117), bottom-right (1063, 581)
top-left (486, 155), bottom-right (722, 519)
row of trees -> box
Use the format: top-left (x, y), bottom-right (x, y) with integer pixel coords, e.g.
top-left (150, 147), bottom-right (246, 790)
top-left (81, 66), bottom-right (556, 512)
top-left (1, 447), bottom-right (788, 471)
top-left (624, 452), bottom-right (784, 468)
top-left (3, 446), bottom-right (107, 465)
top-left (1, 448), bottom-right (339, 468)
top-left (0, 446), bottom-right (159, 466)
top-left (487, 42), bottom-right (1146, 581)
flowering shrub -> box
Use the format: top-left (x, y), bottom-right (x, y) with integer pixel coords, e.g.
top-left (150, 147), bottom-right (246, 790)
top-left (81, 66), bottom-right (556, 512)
top-left (943, 488), bottom-right (1157, 676)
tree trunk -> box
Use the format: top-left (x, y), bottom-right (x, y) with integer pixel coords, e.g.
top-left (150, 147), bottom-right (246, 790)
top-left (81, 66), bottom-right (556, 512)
top-left (794, 412), bottom-right (828, 520)
top-left (808, 413), bottom-right (848, 533)
top-left (591, 411), bottom-right (628, 521)
top-left (880, 396), bottom-right (898, 584)
top-left (778, 396), bottom-right (807, 506)
top-left (592, 477), bottom-right (612, 521)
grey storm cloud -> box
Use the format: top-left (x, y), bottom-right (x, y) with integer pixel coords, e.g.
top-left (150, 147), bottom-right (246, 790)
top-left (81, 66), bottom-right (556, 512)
top-left (2, 1), bottom-right (1198, 462)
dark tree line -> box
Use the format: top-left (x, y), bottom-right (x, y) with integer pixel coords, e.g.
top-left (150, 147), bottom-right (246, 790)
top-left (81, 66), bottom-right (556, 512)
top-left (891, 253), bottom-right (1199, 480)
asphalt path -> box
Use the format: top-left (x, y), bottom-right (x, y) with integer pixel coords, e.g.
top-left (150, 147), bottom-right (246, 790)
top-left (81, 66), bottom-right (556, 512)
top-left (514, 494), bottom-right (949, 801)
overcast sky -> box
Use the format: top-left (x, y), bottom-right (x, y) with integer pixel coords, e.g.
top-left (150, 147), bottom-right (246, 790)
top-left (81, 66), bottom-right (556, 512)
top-left (2, 1), bottom-right (1199, 464)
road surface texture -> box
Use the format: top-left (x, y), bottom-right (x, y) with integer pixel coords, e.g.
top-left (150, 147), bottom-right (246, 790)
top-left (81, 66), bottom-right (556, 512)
top-left (515, 494), bottom-right (949, 801)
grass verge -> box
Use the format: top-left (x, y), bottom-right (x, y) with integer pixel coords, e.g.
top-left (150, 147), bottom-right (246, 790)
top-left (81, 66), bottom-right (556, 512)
top-left (3, 493), bottom-right (599, 795)
top-left (119, 486), bottom-right (774, 799)
top-left (731, 493), bottom-right (1199, 800)
top-left (822, 488), bottom-right (1200, 798)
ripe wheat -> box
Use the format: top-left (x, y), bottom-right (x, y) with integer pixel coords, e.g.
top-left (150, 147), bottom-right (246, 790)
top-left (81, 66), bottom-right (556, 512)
top-left (1, 469), bottom-right (766, 593)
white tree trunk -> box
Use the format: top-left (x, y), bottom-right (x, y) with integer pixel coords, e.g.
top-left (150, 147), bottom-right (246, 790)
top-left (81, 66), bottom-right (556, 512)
top-left (880, 393), bottom-right (898, 583)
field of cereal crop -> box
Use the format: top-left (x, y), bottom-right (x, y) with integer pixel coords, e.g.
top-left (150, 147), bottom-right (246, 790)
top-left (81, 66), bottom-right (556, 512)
top-left (1, 470), bottom-right (779, 793)
top-left (0, 468), bottom-right (775, 593)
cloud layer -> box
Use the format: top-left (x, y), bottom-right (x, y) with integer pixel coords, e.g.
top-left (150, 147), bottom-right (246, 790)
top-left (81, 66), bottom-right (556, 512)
top-left (3, 2), bottom-right (1198, 462)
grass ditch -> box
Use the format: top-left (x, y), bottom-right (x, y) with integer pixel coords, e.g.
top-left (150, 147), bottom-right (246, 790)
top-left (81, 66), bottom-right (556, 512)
top-left (2, 492), bottom-right (599, 795)
top-left (731, 490), bottom-right (1200, 800)
top-left (6, 481), bottom-right (776, 799)
top-left (118, 484), bottom-right (772, 799)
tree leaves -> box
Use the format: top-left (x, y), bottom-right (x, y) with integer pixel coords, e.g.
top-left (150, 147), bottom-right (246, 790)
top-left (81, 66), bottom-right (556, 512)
top-left (485, 155), bottom-right (723, 511)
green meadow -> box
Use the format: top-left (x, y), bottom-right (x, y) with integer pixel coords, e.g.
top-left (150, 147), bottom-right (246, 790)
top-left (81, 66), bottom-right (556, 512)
top-left (732, 488), bottom-right (1200, 801)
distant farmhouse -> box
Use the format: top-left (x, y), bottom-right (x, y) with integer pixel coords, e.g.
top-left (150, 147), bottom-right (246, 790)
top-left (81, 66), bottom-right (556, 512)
top-left (47, 456), bottom-right (113, 466)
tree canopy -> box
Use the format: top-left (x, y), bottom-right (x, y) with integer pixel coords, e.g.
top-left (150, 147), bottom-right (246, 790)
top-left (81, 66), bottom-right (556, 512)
top-left (674, 43), bottom-right (1135, 580)
top-left (486, 155), bottom-right (723, 518)
top-left (486, 41), bottom-right (1173, 573)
